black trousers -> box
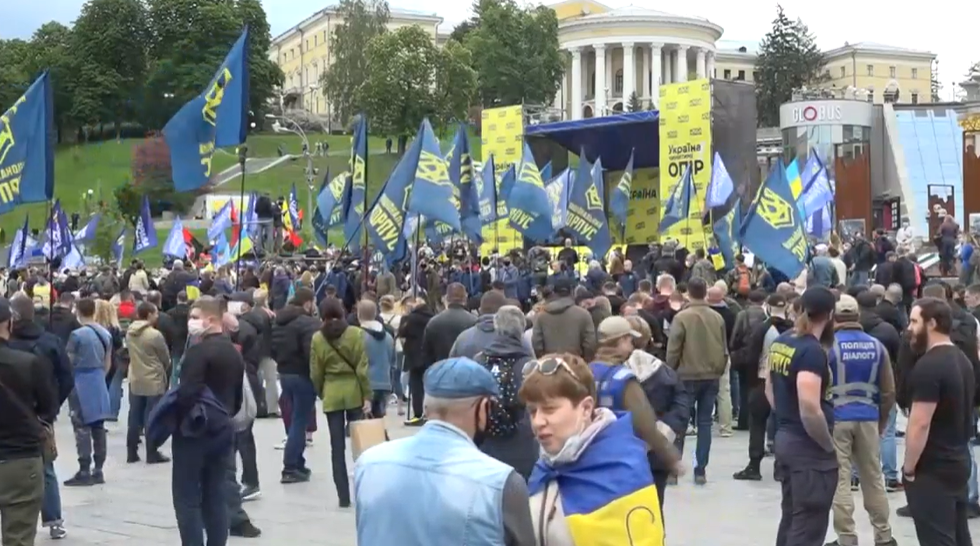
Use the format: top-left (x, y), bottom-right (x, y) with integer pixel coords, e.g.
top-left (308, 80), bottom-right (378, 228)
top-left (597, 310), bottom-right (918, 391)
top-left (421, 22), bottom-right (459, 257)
top-left (747, 384), bottom-right (771, 468)
top-left (775, 462), bottom-right (836, 546)
top-left (737, 373), bottom-right (753, 429)
top-left (325, 409), bottom-right (363, 506)
top-left (905, 473), bottom-right (973, 546)
top-left (408, 369), bottom-right (425, 419)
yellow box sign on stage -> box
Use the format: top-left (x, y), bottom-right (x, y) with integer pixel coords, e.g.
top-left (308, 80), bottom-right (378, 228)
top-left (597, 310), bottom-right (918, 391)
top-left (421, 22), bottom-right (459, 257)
top-left (658, 79), bottom-right (713, 250)
top-left (621, 167), bottom-right (661, 244)
top-left (480, 105), bottom-right (524, 255)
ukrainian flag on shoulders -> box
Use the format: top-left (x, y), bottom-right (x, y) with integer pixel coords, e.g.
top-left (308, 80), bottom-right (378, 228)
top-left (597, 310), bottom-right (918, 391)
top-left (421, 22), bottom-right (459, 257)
top-left (528, 412), bottom-right (664, 546)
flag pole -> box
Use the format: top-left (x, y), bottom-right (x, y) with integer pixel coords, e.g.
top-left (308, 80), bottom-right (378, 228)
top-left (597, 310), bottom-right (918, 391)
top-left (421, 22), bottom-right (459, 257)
top-left (235, 145), bottom-right (247, 290)
top-left (46, 200), bottom-right (53, 325)
top-left (361, 121), bottom-right (370, 297)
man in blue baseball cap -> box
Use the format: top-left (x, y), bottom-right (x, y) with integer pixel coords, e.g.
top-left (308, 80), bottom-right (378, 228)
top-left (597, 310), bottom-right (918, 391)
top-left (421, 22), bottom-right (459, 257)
top-left (354, 357), bottom-right (535, 546)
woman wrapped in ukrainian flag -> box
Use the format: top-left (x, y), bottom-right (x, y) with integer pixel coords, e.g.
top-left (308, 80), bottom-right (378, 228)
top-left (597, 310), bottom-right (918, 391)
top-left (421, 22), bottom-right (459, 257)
top-left (520, 353), bottom-right (666, 546)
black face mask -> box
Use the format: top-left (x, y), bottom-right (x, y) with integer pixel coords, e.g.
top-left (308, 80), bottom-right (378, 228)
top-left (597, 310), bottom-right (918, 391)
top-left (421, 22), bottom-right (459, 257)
top-left (472, 398), bottom-right (492, 447)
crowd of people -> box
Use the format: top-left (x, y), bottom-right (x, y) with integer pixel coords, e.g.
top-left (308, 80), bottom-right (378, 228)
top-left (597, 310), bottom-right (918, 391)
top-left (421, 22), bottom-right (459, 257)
top-left (0, 225), bottom-right (977, 546)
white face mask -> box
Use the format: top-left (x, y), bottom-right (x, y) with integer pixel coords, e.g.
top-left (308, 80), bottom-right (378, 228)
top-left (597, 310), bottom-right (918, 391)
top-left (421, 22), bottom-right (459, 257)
top-left (540, 408), bottom-right (590, 466)
top-left (187, 318), bottom-right (208, 337)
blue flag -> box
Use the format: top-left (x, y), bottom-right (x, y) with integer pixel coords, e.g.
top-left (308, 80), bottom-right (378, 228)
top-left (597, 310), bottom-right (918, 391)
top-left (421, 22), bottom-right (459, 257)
top-left (62, 244), bottom-right (85, 271)
top-left (713, 200), bottom-right (742, 268)
top-left (133, 196), bottom-right (158, 254)
top-left (477, 155), bottom-right (497, 226)
top-left (567, 157), bottom-right (611, 259)
top-left (495, 164), bottom-right (517, 222)
top-left (610, 149), bottom-right (634, 235)
top-left (74, 213), bottom-right (100, 242)
top-left (364, 130), bottom-right (424, 262)
top-left (164, 27), bottom-right (250, 192)
top-left (8, 215), bottom-right (29, 268)
top-left (545, 168), bottom-right (572, 232)
top-left (208, 200), bottom-right (233, 241)
top-left (448, 125), bottom-right (481, 243)
top-left (506, 142), bottom-right (553, 241)
top-left (739, 160), bottom-right (808, 278)
top-left (163, 216), bottom-right (186, 258)
top-left (311, 171), bottom-right (330, 246)
top-left (0, 72), bottom-right (55, 212)
top-left (540, 161), bottom-right (552, 184)
top-left (112, 228), bottom-right (126, 267)
top-left (407, 119), bottom-right (460, 232)
top-left (798, 155), bottom-right (833, 220)
top-left (706, 152), bottom-right (735, 209)
top-left (214, 232), bottom-right (231, 267)
top-left (806, 204), bottom-right (832, 238)
top-left (343, 115), bottom-right (369, 248)
top-left (800, 152), bottom-right (823, 194)
top-left (659, 166), bottom-right (695, 232)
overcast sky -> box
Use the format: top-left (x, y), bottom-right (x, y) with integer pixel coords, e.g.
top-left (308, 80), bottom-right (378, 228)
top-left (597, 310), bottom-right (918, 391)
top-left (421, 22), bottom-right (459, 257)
top-left (1, 0), bottom-right (973, 100)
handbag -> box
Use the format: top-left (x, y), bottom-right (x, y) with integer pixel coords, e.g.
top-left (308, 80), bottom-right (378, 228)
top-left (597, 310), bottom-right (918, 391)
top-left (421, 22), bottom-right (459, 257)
top-left (326, 337), bottom-right (369, 410)
top-left (0, 374), bottom-right (57, 462)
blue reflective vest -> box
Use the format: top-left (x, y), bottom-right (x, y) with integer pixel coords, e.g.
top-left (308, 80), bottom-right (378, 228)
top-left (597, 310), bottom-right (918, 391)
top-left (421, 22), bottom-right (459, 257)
top-left (590, 362), bottom-right (635, 412)
top-left (829, 329), bottom-right (883, 422)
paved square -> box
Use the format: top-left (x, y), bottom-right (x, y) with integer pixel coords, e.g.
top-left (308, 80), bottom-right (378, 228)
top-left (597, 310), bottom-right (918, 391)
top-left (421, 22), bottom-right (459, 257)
top-left (46, 403), bottom-right (979, 545)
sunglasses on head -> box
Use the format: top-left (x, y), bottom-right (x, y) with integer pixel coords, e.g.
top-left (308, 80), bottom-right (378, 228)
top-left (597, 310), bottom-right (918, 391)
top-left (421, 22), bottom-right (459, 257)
top-left (522, 357), bottom-right (578, 379)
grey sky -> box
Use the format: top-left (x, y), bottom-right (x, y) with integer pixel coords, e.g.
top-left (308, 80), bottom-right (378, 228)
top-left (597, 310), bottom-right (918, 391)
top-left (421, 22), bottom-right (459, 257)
top-left (1, 0), bottom-right (973, 99)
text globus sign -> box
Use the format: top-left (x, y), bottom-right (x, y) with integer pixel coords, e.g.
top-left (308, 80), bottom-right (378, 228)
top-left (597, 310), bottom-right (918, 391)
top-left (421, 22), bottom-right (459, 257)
top-left (792, 104), bottom-right (842, 123)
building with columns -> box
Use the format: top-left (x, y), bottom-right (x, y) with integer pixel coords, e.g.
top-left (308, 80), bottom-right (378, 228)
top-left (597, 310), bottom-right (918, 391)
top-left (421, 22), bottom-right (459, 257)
top-left (555, 1), bottom-right (722, 119)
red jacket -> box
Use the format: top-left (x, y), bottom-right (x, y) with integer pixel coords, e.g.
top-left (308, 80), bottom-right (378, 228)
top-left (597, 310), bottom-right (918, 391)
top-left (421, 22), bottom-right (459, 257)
top-left (118, 301), bottom-right (137, 320)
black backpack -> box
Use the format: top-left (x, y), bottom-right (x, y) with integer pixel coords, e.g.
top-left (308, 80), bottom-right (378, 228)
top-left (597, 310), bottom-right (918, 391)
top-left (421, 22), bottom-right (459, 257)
top-left (474, 352), bottom-right (523, 438)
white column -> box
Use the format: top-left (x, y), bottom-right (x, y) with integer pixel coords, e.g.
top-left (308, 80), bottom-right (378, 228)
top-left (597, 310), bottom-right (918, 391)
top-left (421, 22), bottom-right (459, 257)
top-left (623, 42), bottom-right (635, 103)
top-left (559, 72), bottom-right (567, 119)
top-left (595, 44), bottom-right (607, 116)
top-left (663, 47), bottom-right (672, 85)
top-left (570, 47), bottom-right (583, 120)
top-left (706, 51), bottom-right (716, 80)
top-left (675, 45), bottom-right (689, 83)
top-left (651, 43), bottom-right (662, 107)
top-left (696, 48), bottom-right (706, 79)
top-left (642, 44), bottom-right (652, 103)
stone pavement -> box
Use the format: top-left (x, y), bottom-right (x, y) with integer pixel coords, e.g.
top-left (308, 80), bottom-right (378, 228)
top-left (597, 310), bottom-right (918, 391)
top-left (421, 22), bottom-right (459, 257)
top-left (47, 399), bottom-right (979, 546)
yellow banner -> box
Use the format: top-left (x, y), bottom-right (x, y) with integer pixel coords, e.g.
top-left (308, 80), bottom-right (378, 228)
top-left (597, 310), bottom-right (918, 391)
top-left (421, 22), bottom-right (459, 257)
top-left (621, 167), bottom-right (660, 245)
top-left (658, 79), bottom-right (712, 250)
top-left (480, 105), bottom-right (524, 255)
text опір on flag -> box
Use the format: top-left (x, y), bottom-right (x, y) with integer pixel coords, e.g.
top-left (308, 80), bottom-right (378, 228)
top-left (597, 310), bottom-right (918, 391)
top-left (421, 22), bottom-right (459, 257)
top-left (739, 159), bottom-right (808, 279)
top-left (164, 27), bottom-right (249, 192)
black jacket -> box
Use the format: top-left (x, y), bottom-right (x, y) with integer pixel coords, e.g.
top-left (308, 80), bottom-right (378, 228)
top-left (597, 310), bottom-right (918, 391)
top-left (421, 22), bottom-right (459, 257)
top-left (46, 305), bottom-right (80, 347)
top-left (874, 261), bottom-right (895, 286)
top-left (733, 315), bottom-right (794, 385)
top-left (234, 317), bottom-right (261, 371)
top-left (10, 319), bottom-right (73, 406)
top-left (154, 311), bottom-right (178, 356)
top-left (710, 303), bottom-right (738, 341)
top-left (423, 305), bottom-right (478, 369)
top-left (239, 308), bottom-right (272, 362)
top-left (399, 305), bottom-right (435, 372)
top-left (167, 303), bottom-right (191, 358)
top-left (177, 332), bottom-right (244, 416)
top-left (874, 300), bottom-right (907, 334)
top-left (271, 305), bottom-right (320, 376)
top-left (859, 311), bottom-right (901, 363)
top-left (0, 339), bottom-right (58, 461)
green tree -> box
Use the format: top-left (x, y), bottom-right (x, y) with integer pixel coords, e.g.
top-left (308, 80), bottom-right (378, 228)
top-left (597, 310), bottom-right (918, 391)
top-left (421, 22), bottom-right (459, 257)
top-left (0, 40), bottom-right (33, 109)
top-left (89, 205), bottom-right (125, 266)
top-left (322, 0), bottom-right (390, 127)
top-left (24, 23), bottom-right (76, 142)
top-left (236, 0), bottom-right (284, 123)
top-left (754, 5), bottom-right (825, 127)
top-left (433, 40), bottom-right (478, 130)
top-left (464, 0), bottom-right (563, 107)
top-left (449, 20), bottom-right (476, 43)
top-left (627, 92), bottom-right (640, 112)
top-left (359, 26), bottom-right (439, 142)
top-left (69, 0), bottom-right (150, 136)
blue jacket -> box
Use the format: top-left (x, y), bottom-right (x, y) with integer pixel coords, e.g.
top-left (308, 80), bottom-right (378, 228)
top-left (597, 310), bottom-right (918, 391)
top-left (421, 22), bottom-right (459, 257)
top-left (618, 271), bottom-right (638, 298)
top-left (499, 265), bottom-right (520, 300)
top-left (146, 386), bottom-right (234, 453)
top-left (360, 322), bottom-right (395, 392)
top-left (830, 328), bottom-right (884, 422)
top-left (355, 421), bottom-right (511, 546)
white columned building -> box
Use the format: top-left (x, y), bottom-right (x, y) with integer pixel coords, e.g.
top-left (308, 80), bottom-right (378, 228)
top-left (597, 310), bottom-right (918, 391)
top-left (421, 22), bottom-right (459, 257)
top-left (555, 4), bottom-right (723, 119)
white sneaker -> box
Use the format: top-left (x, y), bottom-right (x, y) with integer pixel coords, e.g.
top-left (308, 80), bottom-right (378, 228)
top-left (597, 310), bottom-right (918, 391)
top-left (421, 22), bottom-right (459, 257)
top-left (306, 437), bottom-right (314, 447)
top-left (274, 438), bottom-right (286, 450)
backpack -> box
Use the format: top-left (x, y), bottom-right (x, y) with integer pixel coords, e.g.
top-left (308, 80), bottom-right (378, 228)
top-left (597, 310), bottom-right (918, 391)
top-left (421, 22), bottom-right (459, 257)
top-left (230, 343), bottom-right (257, 431)
top-left (736, 265), bottom-right (752, 297)
top-left (474, 352), bottom-right (523, 438)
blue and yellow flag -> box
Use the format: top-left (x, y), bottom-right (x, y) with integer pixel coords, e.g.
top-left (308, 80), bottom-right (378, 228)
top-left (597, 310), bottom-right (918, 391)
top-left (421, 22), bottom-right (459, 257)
top-left (165, 27), bottom-right (249, 192)
top-left (785, 157), bottom-right (803, 199)
top-left (610, 149), bottom-right (633, 236)
top-left (448, 125), bottom-right (481, 243)
top-left (506, 142), bottom-right (552, 241)
top-left (364, 125), bottom-right (425, 262)
top-left (540, 161), bottom-right (552, 184)
top-left (407, 119), bottom-right (460, 232)
top-left (568, 156), bottom-right (611, 259)
top-left (0, 71), bottom-right (55, 212)
top-left (343, 115), bottom-right (369, 248)
top-left (658, 165), bottom-right (694, 233)
top-left (477, 155), bottom-right (497, 226)
top-left (713, 200), bottom-right (742, 268)
top-left (740, 159), bottom-right (808, 278)
top-left (311, 170), bottom-right (330, 246)
top-left (528, 413), bottom-right (664, 546)
top-left (545, 168), bottom-right (572, 232)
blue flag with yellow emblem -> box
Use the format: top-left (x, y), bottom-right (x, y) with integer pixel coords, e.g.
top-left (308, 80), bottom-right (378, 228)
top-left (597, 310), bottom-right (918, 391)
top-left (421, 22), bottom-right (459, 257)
top-left (610, 150), bottom-right (633, 237)
top-left (568, 156), bottom-right (611, 259)
top-left (0, 71), bottom-right (55, 212)
top-left (165, 27), bottom-right (249, 192)
top-left (448, 125), bottom-right (481, 242)
top-left (477, 155), bottom-right (497, 226)
top-left (407, 119), bottom-right (460, 232)
top-left (545, 168), bottom-right (572, 233)
top-left (658, 165), bottom-right (694, 233)
top-left (506, 142), bottom-right (552, 241)
top-left (528, 413), bottom-right (664, 546)
top-left (739, 159), bottom-right (808, 278)
top-left (343, 115), bottom-right (369, 248)
top-left (364, 125), bottom-right (425, 261)
top-left (713, 200), bottom-right (742, 268)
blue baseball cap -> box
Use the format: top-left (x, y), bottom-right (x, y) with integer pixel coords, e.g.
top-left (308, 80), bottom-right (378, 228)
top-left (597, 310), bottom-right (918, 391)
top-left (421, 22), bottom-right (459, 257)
top-left (424, 358), bottom-right (500, 399)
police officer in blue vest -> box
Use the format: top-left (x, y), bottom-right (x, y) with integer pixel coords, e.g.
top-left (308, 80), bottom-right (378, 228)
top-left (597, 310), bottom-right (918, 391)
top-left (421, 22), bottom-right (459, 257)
top-left (827, 295), bottom-right (898, 546)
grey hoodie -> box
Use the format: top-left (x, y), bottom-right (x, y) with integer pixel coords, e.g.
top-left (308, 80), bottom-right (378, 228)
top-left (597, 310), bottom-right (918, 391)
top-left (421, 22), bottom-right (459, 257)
top-left (449, 314), bottom-right (533, 359)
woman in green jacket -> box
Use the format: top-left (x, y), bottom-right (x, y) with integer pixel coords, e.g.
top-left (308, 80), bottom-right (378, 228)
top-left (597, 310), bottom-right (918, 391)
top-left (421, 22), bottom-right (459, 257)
top-left (310, 297), bottom-right (371, 508)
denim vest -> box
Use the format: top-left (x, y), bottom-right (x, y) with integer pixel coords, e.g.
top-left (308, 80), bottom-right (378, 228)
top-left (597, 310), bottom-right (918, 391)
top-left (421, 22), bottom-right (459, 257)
top-left (590, 362), bottom-right (635, 412)
top-left (829, 330), bottom-right (882, 422)
top-left (354, 420), bottom-right (511, 546)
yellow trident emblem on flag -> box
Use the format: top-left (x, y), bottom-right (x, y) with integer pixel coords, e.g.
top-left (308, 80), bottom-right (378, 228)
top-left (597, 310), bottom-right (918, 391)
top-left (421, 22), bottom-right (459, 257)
top-left (757, 188), bottom-right (795, 230)
top-left (585, 184), bottom-right (603, 210)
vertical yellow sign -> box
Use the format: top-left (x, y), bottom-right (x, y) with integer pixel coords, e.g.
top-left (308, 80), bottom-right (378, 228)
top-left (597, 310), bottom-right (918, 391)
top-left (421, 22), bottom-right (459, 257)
top-left (658, 79), bottom-right (712, 250)
top-left (480, 105), bottom-right (524, 255)
top-left (621, 167), bottom-right (660, 244)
